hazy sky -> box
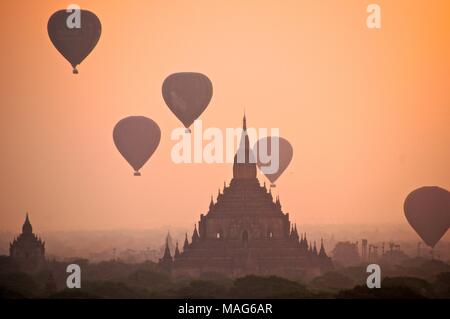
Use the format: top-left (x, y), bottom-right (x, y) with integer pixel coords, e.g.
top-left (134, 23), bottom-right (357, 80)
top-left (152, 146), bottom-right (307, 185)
top-left (1, 0), bottom-right (449, 232)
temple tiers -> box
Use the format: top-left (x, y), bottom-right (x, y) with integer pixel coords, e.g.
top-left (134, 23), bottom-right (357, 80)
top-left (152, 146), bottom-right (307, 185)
top-left (160, 115), bottom-right (332, 278)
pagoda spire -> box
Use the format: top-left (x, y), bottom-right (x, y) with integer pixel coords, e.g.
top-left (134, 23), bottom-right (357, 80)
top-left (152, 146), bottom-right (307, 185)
top-left (158, 235), bottom-right (173, 272)
top-left (192, 224), bottom-right (199, 242)
top-left (319, 238), bottom-right (327, 258)
top-left (209, 196), bottom-right (215, 210)
top-left (22, 212), bottom-right (32, 234)
top-left (174, 241), bottom-right (180, 258)
top-left (233, 114), bottom-right (256, 179)
top-left (165, 231), bottom-right (173, 250)
top-left (313, 241), bottom-right (318, 256)
top-left (292, 224), bottom-right (299, 241)
top-left (183, 233), bottom-right (189, 250)
top-left (162, 236), bottom-right (172, 260)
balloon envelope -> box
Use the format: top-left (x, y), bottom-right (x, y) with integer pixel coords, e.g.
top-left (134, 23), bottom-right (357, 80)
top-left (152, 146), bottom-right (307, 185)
top-left (404, 186), bottom-right (450, 247)
top-left (162, 72), bottom-right (213, 129)
top-left (254, 137), bottom-right (293, 185)
top-left (48, 9), bottom-right (101, 73)
top-left (113, 116), bottom-right (161, 176)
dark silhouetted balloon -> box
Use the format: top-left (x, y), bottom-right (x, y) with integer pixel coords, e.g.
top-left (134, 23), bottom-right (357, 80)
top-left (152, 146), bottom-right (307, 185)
top-left (48, 9), bottom-right (101, 74)
top-left (113, 116), bottom-right (161, 176)
top-left (404, 186), bottom-right (450, 247)
top-left (162, 72), bottom-right (213, 131)
top-left (254, 137), bottom-right (293, 186)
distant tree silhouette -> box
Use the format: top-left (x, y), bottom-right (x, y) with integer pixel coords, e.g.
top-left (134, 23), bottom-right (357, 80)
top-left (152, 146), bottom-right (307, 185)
top-left (172, 280), bottom-right (228, 299)
top-left (1, 257), bottom-right (449, 299)
top-left (0, 272), bottom-right (39, 298)
top-left (337, 284), bottom-right (425, 299)
top-left (337, 276), bottom-right (432, 299)
top-left (229, 275), bottom-right (311, 298)
top-left (310, 271), bottom-right (355, 292)
top-left (126, 269), bottom-right (171, 291)
top-left (432, 272), bottom-right (450, 297)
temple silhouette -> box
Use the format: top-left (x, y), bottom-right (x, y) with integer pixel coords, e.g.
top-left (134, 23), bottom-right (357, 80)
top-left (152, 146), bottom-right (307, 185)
top-left (159, 115), bottom-right (332, 278)
top-left (9, 214), bottom-right (46, 267)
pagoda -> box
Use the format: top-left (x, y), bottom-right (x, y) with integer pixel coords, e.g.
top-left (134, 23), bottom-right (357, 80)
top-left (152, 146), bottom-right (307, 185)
top-left (10, 213), bottom-right (46, 267)
top-left (160, 115), bottom-right (332, 278)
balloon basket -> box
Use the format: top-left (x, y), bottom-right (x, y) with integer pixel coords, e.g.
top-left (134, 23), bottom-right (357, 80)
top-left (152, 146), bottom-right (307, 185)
top-left (72, 68), bottom-right (79, 74)
top-left (185, 128), bottom-right (191, 133)
top-left (134, 171), bottom-right (141, 176)
top-left (270, 184), bottom-right (276, 188)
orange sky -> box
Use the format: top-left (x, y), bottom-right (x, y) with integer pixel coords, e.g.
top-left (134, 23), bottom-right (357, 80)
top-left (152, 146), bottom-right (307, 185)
top-left (0, 0), bottom-right (449, 232)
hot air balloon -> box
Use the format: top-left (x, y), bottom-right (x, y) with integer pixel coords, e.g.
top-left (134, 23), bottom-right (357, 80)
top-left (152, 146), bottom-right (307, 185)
top-left (404, 186), bottom-right (450, 248)
top-left (48, 9), bottom-right (101, 74)
top-left (162, 72), bottom-right (213, 132)
top-left (254, 137), bottom-right (293, 187)
top-left (113, 116), bottom-right (161, 176)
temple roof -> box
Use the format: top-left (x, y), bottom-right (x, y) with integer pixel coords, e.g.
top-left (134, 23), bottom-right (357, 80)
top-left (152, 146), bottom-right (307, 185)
top-left (10, 213), bottom-right (45, 249)
top-left (205, 115), bottom-right (286, 216)
top-left (209, 178), bottom-right (285, 216)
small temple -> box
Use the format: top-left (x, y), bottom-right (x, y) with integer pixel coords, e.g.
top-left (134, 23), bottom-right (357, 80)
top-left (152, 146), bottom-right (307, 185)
top-left (159, 115), bottom-right (332, 278)
top-left (9, 213), bottom-right (46, 266)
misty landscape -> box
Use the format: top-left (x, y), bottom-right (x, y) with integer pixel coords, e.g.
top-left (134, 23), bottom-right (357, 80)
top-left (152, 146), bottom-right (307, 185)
top-left (1, 224), bottom-right (449, 263)
top-left (1, 224), bottom-right (449, 299)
